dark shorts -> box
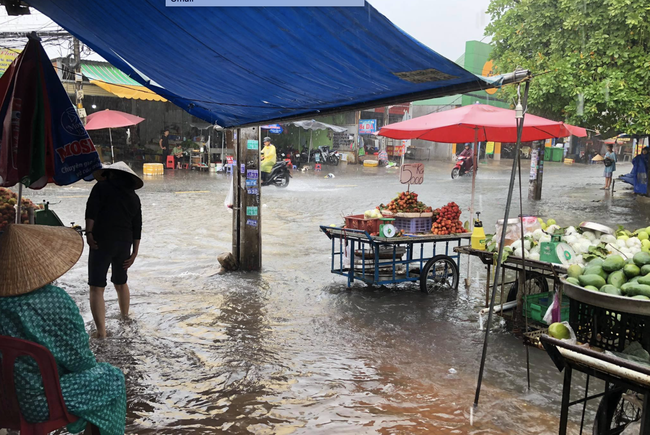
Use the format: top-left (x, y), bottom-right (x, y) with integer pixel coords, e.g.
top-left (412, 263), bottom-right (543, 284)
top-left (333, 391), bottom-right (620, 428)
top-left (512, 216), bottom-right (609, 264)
top-left (88, 240), bottom-right (133, 287)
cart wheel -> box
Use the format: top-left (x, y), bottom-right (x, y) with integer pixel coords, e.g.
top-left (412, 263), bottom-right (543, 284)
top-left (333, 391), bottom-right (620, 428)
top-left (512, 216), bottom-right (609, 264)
top-left (451, 168), bottom-right (460, 179)
top-left (420, 255), bottom-right (459, 294)
top-left (593, 388), bottom-right (641, 435)
top-left (506, 272), bottom-right (549, 302)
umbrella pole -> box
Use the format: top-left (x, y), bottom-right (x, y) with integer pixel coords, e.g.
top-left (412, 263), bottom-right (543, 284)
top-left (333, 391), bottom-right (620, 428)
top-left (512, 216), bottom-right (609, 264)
top-left (466, 129), bottom-right (479, 287)
top-left (15, 183), bottom-right (22, 224)
top-left (109, 128), bottom-right (114, 164)
top-left (474, 81), bottom-right (530, 407)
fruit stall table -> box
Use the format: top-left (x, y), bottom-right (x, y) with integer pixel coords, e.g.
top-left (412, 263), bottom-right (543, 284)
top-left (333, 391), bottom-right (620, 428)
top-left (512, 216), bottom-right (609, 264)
top-left (455, 245), bottom-right (568, 309)
top-left (320, 225), bottom-right (470, 291)
top-left (538, 280), bottom-right (650, 435)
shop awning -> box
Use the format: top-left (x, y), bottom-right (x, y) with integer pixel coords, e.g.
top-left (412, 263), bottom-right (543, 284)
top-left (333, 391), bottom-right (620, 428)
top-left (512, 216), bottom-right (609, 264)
top-left (81, 64), bottom-right (167, 102)
top-left (29, 0), bottom-right (520, 128)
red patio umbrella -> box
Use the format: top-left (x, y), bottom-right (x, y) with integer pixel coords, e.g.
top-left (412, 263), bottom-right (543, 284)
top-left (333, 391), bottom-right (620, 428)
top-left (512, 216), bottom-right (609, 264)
top-left (379, 104), bottom-right (585, 143)
top-left (84, 109), bottom-right (145, 163)
top-left (379, 103), bottom-right (587, 267)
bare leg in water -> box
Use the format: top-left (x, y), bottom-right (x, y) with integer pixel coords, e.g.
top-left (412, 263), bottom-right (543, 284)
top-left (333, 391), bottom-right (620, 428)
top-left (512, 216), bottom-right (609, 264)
top-left (114, 283), bottom-right (130, 318)
top-left (90, 286), bottom-right (106, 338)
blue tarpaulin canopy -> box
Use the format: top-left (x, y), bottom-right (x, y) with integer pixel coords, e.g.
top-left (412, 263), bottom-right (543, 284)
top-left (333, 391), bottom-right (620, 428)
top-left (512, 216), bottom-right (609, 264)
top-left (28, 0), bottom-right (503, 128)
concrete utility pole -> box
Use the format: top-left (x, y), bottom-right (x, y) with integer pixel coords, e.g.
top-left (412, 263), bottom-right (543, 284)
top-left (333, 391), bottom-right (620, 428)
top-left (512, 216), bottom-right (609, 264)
top-left (528, 141), bottom-right (545, 200)
top-left (231, 127), bottom-right (262, 270)
top-left (73, 37), bottom-right (85, 122)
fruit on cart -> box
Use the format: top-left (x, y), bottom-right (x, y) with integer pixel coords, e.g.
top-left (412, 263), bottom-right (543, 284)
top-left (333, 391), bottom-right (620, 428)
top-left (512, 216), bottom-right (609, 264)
top-left (548, 322), bottom-right (571, 340)
top-left (584, 285), bottom-right (600, 292)
top-left (430, 202), bottom-right (467, 235)
top-left (633, 252), bottom-right (650, 267)
top-left (602, 255), bottom-right (625, 272)
top-left (621, 283), bottom-right (650, 298)
top-left (379, 191), bottom-right (433, 214)
top-left (0, 187), bottom-right (42, 231)
top-left (578, 274), bottom-right (606, 289)
top-left (583, 265), bottom-right (607, 279)
top-left (566, 277), bottom-right (580, 286)
top-left (607, 270), bottom-right (627, 288)
top-left (567, 264), bottom-right (583, 279)
top-left (623, 264), bottom-right (641, 278)
top-left (364, 209), bottom-right (382, 219)
top-left (600, 284), bottom-right (622, 296)
top-left (642, 265), bottom-right (650, 275)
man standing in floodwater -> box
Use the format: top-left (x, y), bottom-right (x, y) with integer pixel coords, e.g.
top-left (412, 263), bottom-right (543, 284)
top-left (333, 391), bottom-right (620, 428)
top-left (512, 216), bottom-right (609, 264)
top-left (86, 162), bottom-right (143, 338)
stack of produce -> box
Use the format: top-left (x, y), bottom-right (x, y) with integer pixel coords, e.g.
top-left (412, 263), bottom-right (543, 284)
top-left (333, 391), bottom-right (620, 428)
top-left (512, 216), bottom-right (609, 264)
top-left (565, 252), bottom-right (650, 300)
top-left (431, 202), bottom-right (468, 235)
top-left (378, 191), bottom-right (433, 215)
top-left (0, 187), bottom-right (42, 231)
top-left (487, 218), bottom-right (650, 266)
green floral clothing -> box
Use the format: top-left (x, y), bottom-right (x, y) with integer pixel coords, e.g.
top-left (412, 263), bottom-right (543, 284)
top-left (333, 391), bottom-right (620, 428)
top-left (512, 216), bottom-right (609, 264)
top-left (0, 285), bottom-right (126, 435)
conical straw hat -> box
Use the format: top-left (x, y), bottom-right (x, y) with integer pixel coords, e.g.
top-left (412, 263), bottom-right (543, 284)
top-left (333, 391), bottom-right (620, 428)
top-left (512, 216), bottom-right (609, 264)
top-left (93, 161), bottom-right (144, 190)
top-left (0, 225), bottom-right (83, 297)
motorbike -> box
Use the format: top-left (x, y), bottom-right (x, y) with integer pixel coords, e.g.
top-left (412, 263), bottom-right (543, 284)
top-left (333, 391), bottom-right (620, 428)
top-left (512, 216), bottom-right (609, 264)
top-left (451, 156), bottom-right (476, 179)
top-left (313, 146), bottom-right (340, 165)
top-left (261, 160), bottom-right (291, 188)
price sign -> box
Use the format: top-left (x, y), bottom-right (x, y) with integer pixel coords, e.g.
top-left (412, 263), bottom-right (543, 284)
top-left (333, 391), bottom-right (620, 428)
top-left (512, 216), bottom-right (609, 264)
top-left (400, 163), bottom-right (424, 185)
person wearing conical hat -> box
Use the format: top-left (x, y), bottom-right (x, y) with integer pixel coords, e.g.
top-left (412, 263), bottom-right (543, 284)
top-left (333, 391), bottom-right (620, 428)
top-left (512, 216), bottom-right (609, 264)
top-left (85, 162), bottom-right (143, 338)
top-left (0, 225), bottom-right (126, 435)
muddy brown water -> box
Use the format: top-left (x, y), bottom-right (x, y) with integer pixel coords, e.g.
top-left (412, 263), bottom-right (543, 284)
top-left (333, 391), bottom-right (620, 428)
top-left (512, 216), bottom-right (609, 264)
top-left (17, 159), bottom-right (649, 434)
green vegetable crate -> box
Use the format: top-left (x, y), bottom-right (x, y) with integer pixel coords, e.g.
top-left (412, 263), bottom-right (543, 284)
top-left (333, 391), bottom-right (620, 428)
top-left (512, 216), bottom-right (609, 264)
top-left (524, 292), bottom-right (569, 323)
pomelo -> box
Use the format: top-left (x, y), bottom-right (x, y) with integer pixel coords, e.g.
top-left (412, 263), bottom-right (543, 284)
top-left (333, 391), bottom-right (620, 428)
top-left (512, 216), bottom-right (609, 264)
top-left (548, 323), bottom-right (571, 340)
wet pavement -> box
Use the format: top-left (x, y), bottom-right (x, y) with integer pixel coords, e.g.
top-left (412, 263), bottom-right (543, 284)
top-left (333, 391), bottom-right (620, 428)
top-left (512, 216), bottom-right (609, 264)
top-left (22, 158), bottom-right (650, 434)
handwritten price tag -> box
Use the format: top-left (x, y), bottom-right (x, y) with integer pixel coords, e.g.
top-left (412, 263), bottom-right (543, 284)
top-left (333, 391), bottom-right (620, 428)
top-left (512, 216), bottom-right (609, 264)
top-left (399, 163), bottom-right (424, 184)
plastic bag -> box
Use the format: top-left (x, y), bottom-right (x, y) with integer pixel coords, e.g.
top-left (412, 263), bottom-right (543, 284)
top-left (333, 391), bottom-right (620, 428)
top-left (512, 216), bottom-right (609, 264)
top-left (224, 178), bottom-right (234, 213)
top-left (543, 292), bottom-right (561, 325)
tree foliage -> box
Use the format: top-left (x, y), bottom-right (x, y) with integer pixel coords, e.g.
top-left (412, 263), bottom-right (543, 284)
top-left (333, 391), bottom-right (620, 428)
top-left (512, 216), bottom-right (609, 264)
top-left (485, 0), bottom-right (650, 136)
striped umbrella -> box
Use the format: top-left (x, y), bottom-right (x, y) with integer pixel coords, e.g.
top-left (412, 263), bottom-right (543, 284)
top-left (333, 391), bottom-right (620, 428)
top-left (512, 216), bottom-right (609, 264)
top-left (0, 35), bottom-right (102, 222)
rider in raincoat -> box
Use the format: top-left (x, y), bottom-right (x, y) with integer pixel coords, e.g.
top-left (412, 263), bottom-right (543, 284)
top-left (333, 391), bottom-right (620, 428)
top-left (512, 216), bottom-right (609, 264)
top-left (261, 137), bottom-right (277, 181)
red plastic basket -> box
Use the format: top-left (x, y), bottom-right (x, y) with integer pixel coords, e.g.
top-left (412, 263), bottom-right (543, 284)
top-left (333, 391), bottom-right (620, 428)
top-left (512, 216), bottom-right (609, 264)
top-left (344, 215), bottom-right (381, 234)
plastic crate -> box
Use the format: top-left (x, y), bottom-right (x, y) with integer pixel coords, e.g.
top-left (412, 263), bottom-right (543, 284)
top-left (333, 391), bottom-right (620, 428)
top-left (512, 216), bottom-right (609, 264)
top-left (523, 291), bottom-right (569, 324)
top-left (344, 215), bottom-right (381, 234)
top-left (393, 216), bottom-right (432, 234)
top-left (568, 297), bottom-right (650, 352)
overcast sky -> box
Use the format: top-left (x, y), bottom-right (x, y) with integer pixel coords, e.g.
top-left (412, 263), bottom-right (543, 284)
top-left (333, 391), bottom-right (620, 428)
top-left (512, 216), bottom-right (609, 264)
top-left (0, 0), bottom-right (492, 61)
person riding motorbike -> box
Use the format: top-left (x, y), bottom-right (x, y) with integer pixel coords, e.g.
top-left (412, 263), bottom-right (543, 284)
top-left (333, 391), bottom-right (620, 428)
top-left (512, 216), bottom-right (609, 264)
top-left (260, 137), bottom-right (277, 182)
top-left (459, 144), bottom-right (474, 173)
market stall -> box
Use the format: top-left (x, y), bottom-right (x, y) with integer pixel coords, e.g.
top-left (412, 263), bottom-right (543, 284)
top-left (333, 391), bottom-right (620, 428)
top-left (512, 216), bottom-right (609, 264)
top-left (460, 213), bottom-right (650, 433)
top-left (321, 179), bottom-right (470, 290)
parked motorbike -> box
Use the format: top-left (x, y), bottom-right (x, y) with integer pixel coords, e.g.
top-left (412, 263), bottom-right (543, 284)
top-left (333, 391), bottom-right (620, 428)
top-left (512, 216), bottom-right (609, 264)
top-left (451, 156), bottom-right (476, 179)
top-left (314, 146), bottom-right (340, 165)
top-left (261, 160), bottom-right (291, 187)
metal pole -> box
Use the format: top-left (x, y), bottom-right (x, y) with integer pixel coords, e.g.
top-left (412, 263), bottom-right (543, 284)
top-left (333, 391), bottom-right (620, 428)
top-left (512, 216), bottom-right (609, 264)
top-left (474, 80), bottom-right (530, 406)
top-left (465, 129), bottom-right (479, 288)
top-left (15, 184), bottom-right (22, 224)
top-left (109, 128), bottom-right (114, 164)
top-left (308, 130), bottom-right (313, 163)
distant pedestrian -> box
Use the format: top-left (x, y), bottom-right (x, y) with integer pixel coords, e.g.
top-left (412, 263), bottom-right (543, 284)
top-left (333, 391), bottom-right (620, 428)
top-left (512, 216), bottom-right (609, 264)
top-left (85, 162), bottom-right (143, 338)
top-left (602, 144), bottom-right (617, 190)
top-left (160, 129), bottom-right (170, 164)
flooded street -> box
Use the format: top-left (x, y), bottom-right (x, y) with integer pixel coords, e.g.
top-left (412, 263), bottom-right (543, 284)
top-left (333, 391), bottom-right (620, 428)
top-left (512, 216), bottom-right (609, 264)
top-left (25, 159), bottom-right (649, 434)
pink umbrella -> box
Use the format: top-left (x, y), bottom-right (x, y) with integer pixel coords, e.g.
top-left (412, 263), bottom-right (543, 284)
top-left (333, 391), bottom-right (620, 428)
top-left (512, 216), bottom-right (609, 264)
top-left (84, 109), bottom-right (145, 163)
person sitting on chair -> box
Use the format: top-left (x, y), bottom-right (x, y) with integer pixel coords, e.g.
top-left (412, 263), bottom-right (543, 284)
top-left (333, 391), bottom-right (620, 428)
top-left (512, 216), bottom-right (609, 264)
top-left (0, 225), bottom-right (127, 435)
top-left (172, 144), bottom-right (183, 168)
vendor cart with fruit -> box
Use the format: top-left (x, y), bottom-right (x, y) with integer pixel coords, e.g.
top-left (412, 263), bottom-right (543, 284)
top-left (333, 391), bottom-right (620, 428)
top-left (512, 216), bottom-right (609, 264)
top-left (537, 276), bottom-right (650, 435)
top-left (321, 194), bottom-right (471, 290)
